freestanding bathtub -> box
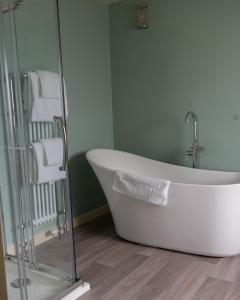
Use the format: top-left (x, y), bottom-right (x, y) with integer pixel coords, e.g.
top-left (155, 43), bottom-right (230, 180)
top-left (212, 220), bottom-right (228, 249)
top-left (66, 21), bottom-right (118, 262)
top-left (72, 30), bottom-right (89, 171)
top-left (86, 149), bottom-right (240, 257)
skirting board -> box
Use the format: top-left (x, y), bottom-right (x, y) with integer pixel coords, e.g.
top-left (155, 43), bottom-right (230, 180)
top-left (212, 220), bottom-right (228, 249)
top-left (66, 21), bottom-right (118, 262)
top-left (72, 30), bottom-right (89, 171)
top-left (7, 205), bottom-right (110, 255)
top-left (73, 205), bottom-right (109, 228)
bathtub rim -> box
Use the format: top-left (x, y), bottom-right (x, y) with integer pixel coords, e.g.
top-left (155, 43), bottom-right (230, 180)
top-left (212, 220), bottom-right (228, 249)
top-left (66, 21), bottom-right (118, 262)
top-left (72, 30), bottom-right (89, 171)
top-left (86, 148), bottom-right (240, 188)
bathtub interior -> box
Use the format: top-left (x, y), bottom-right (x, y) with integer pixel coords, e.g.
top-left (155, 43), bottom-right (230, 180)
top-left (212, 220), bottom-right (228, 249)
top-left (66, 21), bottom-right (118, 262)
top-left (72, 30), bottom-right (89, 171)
top-left (87, 149), bottom-right (240, 186)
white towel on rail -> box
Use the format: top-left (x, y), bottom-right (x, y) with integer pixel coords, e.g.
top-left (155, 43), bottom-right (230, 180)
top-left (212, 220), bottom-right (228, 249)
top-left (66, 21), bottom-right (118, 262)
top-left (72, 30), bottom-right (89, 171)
top-left (23, 71), bottom-right (68, 122)
top-left (36, 70), bottom-right (68, 116)
top-left (36, 70), bottom-right (61, 99)
top-left (31, 142), bottom-right (66, 184)
top-left (39, 138), bottom-right (64, 166)
top-left (113, 171), bottom-right (170, 206)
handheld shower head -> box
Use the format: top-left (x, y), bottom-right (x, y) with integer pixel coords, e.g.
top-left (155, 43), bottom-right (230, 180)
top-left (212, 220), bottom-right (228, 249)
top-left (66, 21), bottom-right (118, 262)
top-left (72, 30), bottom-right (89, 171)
top-left (185, 111), bottom-right (197, 123)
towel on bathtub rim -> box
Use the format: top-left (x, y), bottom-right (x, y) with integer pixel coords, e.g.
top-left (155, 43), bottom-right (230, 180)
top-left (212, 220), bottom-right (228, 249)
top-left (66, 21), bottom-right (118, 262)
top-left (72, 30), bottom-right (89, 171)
top-left (112, 170), bottom-right (170, 206)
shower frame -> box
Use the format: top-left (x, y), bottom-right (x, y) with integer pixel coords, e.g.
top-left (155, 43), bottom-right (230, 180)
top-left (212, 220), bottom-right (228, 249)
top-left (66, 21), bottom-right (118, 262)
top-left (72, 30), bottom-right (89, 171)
top-left (0, 0), bottom-right (78, 298)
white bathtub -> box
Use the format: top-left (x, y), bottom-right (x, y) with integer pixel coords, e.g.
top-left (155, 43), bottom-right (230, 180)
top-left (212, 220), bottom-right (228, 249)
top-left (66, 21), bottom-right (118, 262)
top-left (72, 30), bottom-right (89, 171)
top-left (86, 149), bottom-right (240, 257)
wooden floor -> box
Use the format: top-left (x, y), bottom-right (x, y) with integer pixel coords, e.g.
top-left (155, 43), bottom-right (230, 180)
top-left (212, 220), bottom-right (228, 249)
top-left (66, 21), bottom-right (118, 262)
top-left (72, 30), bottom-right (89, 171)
top-left (39, 215), bottom-right (240, 300)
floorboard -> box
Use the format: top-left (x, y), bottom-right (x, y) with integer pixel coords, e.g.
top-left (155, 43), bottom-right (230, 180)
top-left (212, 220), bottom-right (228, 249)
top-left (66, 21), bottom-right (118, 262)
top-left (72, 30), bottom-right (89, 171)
top-left (39, 214), bottom-right (240, 300)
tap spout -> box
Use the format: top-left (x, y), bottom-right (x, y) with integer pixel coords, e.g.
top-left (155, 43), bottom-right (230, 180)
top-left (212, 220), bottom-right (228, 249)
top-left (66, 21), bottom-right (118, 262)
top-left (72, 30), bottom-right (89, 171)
top-left (185, 111), bottom-right (204, 168)
top-left (185, 111), bottom-right (198, 143)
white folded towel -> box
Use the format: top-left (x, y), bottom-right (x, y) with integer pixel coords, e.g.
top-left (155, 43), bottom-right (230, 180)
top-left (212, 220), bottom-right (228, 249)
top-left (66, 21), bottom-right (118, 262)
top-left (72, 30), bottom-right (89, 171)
top-left (31, 142), bottom-right (66, 184)
top-left (113, 171), bottom-right (170, 206)
top-left (39, 138), bottom-right (63, 166)
top-left (36, 70), bottom-right (61, 99)
top-left (23, 71), bottom-right (68, 122)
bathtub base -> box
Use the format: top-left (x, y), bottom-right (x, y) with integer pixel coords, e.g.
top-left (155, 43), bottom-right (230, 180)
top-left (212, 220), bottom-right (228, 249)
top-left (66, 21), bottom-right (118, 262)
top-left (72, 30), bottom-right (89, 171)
top-left (114, 221), bottom-right (240, 258)
top-left (116, 232), bottom-right (232, 258)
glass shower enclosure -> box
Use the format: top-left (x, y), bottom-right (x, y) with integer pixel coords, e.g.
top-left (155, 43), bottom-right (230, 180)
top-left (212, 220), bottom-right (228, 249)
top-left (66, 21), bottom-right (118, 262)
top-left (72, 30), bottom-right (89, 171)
top-left (0, 0), bottom-right (77, 299)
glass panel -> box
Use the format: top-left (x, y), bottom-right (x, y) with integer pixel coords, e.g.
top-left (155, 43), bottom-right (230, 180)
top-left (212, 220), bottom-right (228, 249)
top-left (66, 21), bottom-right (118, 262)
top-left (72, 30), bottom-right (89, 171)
top-left (13, 0), bottom-right (76, 281)
top-left (0, 3), bottom-right (29, 299)
top-left (0, 0), bottom-right (77, 299)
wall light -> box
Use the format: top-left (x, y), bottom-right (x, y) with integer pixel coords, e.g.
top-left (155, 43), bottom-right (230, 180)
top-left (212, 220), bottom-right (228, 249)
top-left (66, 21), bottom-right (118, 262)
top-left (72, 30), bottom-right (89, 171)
top-left (137, 1), bottom-right (148, 29)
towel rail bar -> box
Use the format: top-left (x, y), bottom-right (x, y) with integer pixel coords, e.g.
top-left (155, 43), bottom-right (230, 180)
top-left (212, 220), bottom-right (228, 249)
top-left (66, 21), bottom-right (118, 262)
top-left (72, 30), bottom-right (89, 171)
top-left (53, 116), bottom-right (67, 171)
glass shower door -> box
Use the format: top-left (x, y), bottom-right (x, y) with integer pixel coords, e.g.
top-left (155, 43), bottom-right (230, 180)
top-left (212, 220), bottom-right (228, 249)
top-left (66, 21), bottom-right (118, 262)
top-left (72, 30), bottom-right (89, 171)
top-left (0, 0), bottom-right (77, 299)
top-left (0, 3), bottom-right (30, 299)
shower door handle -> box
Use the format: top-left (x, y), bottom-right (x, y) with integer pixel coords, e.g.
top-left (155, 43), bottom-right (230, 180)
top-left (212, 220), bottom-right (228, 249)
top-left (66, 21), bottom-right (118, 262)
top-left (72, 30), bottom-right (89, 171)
top-left (54, 116), bottom-right (68, 171)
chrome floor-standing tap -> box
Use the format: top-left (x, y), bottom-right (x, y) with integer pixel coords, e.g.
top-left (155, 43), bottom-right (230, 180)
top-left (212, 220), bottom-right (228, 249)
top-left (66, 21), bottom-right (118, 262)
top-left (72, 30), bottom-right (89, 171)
top-left (185, 111), bottom-right (204, 168)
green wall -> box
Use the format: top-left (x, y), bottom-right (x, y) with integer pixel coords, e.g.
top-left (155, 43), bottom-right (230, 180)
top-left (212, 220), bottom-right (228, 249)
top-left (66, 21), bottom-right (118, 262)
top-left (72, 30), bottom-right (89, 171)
top-left (16, 0), bottom-right (113, 217)
top-left (0, 0), bottom-right (63, 245)
top-left (3, 0), bottom-right (240, 236)
top-left (59, 0), bottom-right (113, 216)
top-left (109, 0), bottom-right (240, 171)
top-left (0, 0), bottom-right (113, 245)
